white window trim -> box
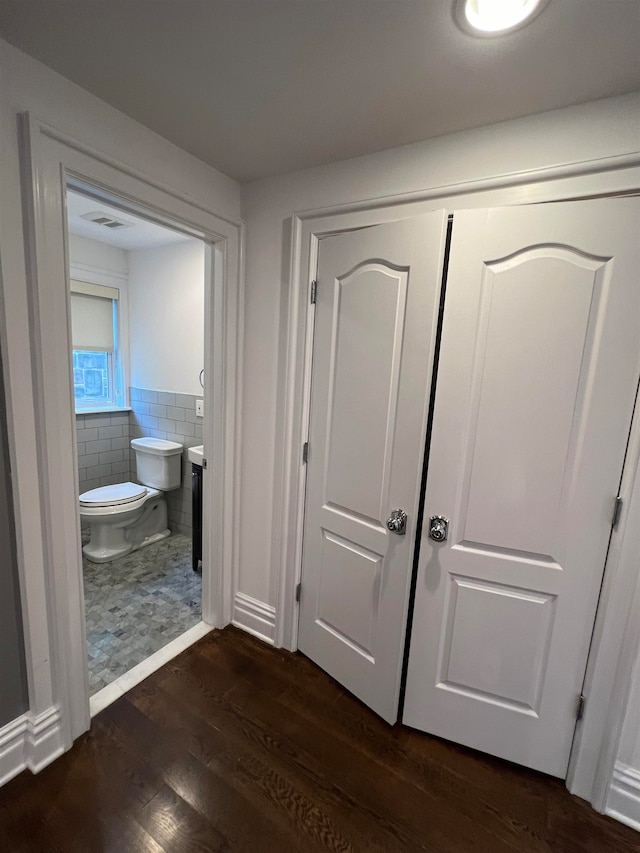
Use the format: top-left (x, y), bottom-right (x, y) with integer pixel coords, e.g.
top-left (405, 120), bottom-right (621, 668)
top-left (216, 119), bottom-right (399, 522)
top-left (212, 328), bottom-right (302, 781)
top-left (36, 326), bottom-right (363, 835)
top-left (69, 261), bottom-right (130, 411)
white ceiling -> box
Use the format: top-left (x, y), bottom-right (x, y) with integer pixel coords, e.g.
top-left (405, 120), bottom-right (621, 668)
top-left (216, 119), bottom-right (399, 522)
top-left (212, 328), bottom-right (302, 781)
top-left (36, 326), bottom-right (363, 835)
top-left (67, 190), bottom-right (191, 250)
top-left (1, 1), bottom-right (639, 183)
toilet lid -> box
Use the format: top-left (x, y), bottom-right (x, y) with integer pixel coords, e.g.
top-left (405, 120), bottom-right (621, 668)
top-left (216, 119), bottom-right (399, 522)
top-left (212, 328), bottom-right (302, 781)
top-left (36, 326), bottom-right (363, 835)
top-left (79, 481), bottom-right (147, 508)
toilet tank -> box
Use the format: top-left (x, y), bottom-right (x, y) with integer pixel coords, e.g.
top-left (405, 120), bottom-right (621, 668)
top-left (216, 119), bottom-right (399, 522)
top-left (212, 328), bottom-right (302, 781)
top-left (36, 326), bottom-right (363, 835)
top-left (131, 437), bottom-right (183, 490)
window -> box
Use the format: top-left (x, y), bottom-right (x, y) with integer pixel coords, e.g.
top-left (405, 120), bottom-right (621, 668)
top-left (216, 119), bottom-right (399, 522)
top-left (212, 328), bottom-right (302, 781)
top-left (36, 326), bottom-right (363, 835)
top-left (70, 280), bottom-right (123, 409)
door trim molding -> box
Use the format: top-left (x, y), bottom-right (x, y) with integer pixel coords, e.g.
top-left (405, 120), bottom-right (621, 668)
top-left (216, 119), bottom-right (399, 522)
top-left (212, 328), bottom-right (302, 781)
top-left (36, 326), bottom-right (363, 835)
top-left (273, 152), bottom-right (640, 815)
top-left (13, 112), bottom-right (244, 752)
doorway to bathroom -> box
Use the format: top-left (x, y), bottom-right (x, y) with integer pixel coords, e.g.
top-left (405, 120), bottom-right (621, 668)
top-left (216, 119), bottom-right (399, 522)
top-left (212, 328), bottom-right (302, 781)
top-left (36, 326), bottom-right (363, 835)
top-left (66, 185), bottom-right (209, 709)
top-left (20, 114), bottom-right (241, 750)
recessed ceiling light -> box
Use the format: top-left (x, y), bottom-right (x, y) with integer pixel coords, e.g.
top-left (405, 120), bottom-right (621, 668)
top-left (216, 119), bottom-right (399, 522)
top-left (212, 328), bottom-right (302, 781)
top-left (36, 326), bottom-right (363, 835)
top-left (455, 0), bottom-right (547, 36)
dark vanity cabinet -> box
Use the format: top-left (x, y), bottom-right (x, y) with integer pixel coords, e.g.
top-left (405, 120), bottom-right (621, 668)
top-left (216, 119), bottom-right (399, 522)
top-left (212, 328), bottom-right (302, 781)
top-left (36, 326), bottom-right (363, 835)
top-left (192, 462), bottom-right (203, 572)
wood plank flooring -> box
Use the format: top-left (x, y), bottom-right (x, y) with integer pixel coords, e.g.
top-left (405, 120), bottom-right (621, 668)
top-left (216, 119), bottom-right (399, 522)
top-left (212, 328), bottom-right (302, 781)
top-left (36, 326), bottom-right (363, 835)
top-left (0, 626), bottom-right (637, 852)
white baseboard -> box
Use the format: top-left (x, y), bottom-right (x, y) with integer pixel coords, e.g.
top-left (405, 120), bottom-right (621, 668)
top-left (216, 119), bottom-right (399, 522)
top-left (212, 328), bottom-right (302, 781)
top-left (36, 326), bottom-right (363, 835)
top-left (0, 715), bottom-right (28, 786)
top-left (27, 706), bottom-right (65, 773)
top-left (607, 763), bottom-right (640, 831)
top-left (232, 591), bottom-right (276, 645)
top-left (0, 705), bottom-right (65, 787)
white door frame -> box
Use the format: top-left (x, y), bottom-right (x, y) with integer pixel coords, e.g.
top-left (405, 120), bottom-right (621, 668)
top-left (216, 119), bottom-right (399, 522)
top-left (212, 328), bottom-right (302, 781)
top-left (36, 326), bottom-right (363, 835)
top-left (274, 151), bottom-right (640, 811)
top-left (17, 113), bottom-right (244, 751)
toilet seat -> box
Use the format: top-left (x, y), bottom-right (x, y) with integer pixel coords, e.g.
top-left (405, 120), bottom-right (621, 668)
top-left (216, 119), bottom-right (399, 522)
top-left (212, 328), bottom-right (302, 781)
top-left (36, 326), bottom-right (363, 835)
top-left (79, 481), bottom-right (147, 508)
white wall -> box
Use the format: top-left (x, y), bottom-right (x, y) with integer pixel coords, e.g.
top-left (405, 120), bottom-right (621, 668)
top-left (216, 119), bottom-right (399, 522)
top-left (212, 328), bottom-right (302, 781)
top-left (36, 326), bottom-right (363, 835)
top-left (128, 240), bottom-right (205, 395)
top-left (67, 233), bottom-right (128, 277)
top-left (0, 37), bottom-right (240, 735)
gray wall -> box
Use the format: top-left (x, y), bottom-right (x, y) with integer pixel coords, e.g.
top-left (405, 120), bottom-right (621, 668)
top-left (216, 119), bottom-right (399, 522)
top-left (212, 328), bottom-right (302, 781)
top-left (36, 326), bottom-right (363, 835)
top-left (0, 361), bottom-right (28, 726)
top-left (76, 390), bottom-right (203, 536)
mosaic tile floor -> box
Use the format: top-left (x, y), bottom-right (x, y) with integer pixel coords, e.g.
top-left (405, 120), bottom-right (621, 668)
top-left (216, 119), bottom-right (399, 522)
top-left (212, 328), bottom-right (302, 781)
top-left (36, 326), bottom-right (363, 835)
top-left (83, 533), bottom-right (201, 695)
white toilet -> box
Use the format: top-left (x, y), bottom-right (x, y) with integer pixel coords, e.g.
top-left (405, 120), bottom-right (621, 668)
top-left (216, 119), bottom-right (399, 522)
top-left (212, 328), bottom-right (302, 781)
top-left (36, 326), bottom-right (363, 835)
top-left (79, 437), bottom-right (183, 563)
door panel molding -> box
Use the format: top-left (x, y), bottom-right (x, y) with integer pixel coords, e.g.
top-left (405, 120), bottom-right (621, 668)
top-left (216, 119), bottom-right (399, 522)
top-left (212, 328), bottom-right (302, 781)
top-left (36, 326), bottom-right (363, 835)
top-left (456, 247), bottom-right (610, 561)
top-left (321, 261), bottom-right (408, 523)
top-left (437, 575), bottom-right (558, 715)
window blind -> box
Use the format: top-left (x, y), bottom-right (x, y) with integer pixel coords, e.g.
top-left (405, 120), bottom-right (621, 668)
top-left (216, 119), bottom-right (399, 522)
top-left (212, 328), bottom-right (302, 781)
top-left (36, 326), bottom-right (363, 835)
top-left (70, 280), bottom-right (118, 352)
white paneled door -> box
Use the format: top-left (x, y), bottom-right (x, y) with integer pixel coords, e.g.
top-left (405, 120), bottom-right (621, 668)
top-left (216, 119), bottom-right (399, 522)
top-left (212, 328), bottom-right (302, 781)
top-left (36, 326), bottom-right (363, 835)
top-left (403, 200), bottom-right (640, 777)
top-left (298, 212), bottom-right (447, 723)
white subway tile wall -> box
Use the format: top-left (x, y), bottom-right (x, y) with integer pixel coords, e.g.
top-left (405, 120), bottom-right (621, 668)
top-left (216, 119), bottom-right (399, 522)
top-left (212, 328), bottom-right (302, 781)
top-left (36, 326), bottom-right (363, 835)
top-left (76, 412), bottom-right (132, 492)
top-left (75, 388), bottom-right (203, 536)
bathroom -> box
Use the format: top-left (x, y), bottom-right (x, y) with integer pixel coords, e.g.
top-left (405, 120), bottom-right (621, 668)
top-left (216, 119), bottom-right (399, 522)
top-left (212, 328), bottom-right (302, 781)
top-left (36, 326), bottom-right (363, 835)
top-left (67, 189), bottom-right (207, 701)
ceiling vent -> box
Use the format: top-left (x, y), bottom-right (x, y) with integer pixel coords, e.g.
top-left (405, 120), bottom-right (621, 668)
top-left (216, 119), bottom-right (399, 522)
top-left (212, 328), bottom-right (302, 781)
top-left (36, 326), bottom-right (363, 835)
top-left (80, 211), bottom-right (133, 230)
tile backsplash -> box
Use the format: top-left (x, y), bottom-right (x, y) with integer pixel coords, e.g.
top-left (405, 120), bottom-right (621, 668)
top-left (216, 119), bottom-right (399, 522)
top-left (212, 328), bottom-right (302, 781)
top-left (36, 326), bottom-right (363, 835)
top-left (75, 388), bottom-right (203, 536)
top-left (76, 411), bottom-right (132, 493)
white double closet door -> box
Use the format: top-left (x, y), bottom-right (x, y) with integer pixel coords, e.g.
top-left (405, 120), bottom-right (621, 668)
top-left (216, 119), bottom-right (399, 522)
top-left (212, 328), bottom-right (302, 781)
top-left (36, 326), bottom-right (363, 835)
top-left (297, 199), bottom-right (640, 778)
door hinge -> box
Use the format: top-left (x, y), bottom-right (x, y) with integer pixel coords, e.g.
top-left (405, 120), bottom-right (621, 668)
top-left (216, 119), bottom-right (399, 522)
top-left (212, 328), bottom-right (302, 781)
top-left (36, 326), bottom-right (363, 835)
top-left (576, 693), bottom-right (586, 722)
top-left (302, 442), bottom-right (309, 464)
top-left (310, 280), bottom-right (317, 304)
top-left (612, 496), bottom-right (623, 529)
top-left (295, 582), bottom-right (301, 603)
top-left (202, 457), bottom-right (207, 470)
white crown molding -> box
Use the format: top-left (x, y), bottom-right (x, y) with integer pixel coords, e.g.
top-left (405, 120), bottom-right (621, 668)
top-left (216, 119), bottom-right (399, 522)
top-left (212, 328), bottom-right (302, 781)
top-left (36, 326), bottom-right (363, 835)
top-left (0, 706), bottom-right (64, 787)
top-left (232, 592), bottom-right (276, 645)
top-left (607, 763), bottom-right (640, 831)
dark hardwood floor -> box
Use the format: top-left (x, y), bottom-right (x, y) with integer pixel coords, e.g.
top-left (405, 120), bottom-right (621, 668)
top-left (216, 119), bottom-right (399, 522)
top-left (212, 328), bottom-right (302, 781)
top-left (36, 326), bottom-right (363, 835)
top-left (0, 626), bottom-right (637, 852)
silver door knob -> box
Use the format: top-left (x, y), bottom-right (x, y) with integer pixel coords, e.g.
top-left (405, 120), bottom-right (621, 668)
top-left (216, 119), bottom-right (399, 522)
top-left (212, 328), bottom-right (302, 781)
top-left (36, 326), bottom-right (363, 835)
top-left (386, 508), bottom-right (407, 535)
top-left (429, 515), bottom-right (449, 542)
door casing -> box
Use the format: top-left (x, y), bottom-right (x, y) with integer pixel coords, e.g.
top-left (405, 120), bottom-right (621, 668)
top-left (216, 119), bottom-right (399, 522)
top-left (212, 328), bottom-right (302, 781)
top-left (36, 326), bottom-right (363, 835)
top-left (276, 157), bottom-right (640, 811)
top-left (15, 113), bottom-right (244, 752)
